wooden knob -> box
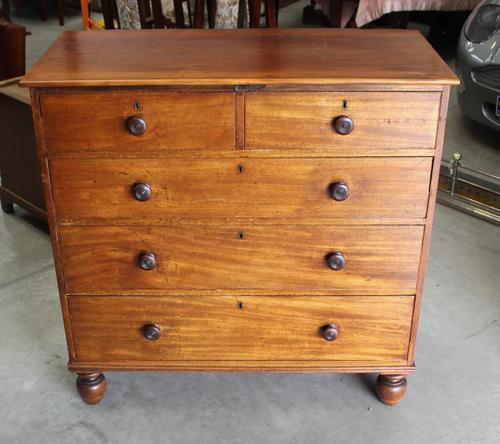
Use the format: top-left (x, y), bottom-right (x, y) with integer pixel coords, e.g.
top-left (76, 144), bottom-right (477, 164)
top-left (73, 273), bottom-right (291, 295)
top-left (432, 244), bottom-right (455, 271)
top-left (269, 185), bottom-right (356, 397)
top-left (326, 252), bottom-right (345, 271)
top-left (132, 183), bottom-right (151, 201)
top-left (126, 116), bottom-right (147, 136)
top-left (329, 182), bottom-right (349, 201)
top-left (333, 116), bottom-right (353, 135)
top-left (138, 252), bottom-right (156, 271)
top-left (320, 323), bottom-right (338, 341)
top-left (144, 324), bottom-right (161, 341)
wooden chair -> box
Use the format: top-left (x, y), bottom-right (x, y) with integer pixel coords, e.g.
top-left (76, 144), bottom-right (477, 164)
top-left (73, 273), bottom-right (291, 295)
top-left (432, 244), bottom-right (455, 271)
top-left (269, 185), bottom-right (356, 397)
top-left (248, 0), bottom-right (277, 27)
top-left (100, 0), bottom-right (189, 29)
top-left (192, 0), bottom-right (278, 28)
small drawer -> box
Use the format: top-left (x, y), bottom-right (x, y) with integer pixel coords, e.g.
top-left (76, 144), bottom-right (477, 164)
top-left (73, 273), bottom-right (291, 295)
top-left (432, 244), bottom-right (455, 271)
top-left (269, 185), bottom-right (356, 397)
top-left (40, 91), bottom-right (235, 153)
top-left (68, 295), bottom-right (414, 364)
top-left (245, 92), bottom-right (441, 151)
top-left (50, 157), bottom-right (432, 220)
top-left (59, 225), bottom-right (424, 293)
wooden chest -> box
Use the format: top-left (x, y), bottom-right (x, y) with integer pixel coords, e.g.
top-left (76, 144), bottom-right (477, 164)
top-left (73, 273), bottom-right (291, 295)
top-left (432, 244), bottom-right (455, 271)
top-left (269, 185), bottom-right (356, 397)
top-left (21, 29), bottom-right (458, 405)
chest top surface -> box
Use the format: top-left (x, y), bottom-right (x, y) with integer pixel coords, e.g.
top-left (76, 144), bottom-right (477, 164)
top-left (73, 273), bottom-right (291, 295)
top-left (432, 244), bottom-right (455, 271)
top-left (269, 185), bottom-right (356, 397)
top-left (21, 29), bottom-right (458, 88)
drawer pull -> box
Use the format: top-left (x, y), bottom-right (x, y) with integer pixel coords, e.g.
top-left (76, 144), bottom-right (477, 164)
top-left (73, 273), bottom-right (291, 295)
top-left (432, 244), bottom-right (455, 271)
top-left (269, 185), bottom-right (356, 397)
top-left (326, 252), bottom-right (345, 271)
top-left (138, 252), bottom-right (157, 271)
top-left (333, 115), bottom-right (354, 135)
top-left (126, 116), bottom-right (147, 136)
top-left (320, 323), bottom-right (339, 341)
top-left (329, 182), bottom-right (349, 201)
top-left (143, 324), bottom-right (161, 341)
top-left (132, 183), bottom-right (152, 202)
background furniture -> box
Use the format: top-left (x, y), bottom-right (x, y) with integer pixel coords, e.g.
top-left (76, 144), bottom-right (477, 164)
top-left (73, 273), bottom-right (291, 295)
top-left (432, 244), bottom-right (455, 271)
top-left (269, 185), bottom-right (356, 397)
top-left (13, 0), bottom-right (65, 25)
top-left (22, 29), bottom-right (458, 405)
top-left (0, 78), bottom-right (46, 220)
top-left (1, 0), bottom-right (10, 19)
top-left (99, 0), bottom-right (277, 29)
top-left (0, 19), bottom-right (25, 80)
top-left (314, 0), bottom-right (482, 27)
top-left (99, 0), bottom-right (190, 28)
top-left (0, 20), bottom-right (45, 220)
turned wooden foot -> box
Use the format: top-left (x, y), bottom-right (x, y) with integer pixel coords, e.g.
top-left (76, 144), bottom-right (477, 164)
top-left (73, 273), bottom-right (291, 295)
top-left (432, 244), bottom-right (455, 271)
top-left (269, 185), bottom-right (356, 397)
top-left (376, 374), bottom-right (408, 406)
top-left (76, 373), bottom-right (107, 404)
top-left (1, 199), bottom-right (14, 214)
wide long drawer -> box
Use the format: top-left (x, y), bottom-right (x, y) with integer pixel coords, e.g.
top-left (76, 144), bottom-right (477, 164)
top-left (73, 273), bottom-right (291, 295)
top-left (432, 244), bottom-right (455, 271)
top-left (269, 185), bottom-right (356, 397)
top-left (40, 92), bottom-right (236, 153)
top-left (68, 295), bottom-right (414, 363)
top-left (59, 225), bottom-right (424, 293)
top-left (245, 92), bottom-right (441, 151)
top-left (50, 157), bottom-right (432, 220)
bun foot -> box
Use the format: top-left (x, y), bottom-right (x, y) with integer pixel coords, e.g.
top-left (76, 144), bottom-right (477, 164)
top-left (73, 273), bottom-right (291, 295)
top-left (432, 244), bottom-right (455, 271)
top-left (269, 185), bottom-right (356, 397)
top-left (376, 374), bottom-right (407, 406)
top-left (1, 199), bottom-right (14, 214)
top-left (76, 372), bottom-right (107, 404)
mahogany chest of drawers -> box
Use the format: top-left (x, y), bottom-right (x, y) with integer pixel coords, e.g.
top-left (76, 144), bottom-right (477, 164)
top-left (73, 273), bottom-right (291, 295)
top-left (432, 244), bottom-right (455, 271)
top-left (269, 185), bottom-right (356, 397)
top-left (21, 29), bottom-right (458, 405)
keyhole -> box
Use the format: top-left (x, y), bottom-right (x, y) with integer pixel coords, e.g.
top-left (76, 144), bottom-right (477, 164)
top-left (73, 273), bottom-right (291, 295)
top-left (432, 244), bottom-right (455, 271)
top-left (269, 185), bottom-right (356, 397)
top-left (133, 101), bottom-right (140, 111)
top-left (238, 231), bottom-right (244, 240)
top-left (238, 302), bottom-right (244, 309)
top-left (342, 100), bottom-right (348, 109)
top-left (238, 164), bottom-right (244, 173)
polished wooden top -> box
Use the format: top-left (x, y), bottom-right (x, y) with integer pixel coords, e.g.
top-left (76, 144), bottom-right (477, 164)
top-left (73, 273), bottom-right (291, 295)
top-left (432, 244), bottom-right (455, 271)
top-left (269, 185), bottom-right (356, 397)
top-left (21, 29), bottom-right (459, 87)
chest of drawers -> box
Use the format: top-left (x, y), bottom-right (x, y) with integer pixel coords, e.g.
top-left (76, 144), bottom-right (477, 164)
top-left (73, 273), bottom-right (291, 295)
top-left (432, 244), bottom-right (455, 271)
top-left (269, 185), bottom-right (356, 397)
top-left (21, 28), bottom-right (458, 406)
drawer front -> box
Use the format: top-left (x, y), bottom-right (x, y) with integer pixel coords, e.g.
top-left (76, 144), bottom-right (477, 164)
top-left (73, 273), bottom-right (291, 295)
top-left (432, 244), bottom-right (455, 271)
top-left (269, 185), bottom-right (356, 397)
top-left (50, 157), bottom-right (432, 220)
top-left (68, 295), bottom-right (414, 363)
top-left (245, 92), bottom-right (441, 151)
top-left (60, 225), bottom-right (424, 293)
top-left (40, 92), bottom-right (235, 153)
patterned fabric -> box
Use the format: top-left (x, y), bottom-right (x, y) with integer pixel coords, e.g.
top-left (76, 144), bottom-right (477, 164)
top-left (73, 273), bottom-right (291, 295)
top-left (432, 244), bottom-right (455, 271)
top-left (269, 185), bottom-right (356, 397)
top-left (116, 0), bottom-right (246, 29)
top-left (117, 0), bottom-right (142, 29)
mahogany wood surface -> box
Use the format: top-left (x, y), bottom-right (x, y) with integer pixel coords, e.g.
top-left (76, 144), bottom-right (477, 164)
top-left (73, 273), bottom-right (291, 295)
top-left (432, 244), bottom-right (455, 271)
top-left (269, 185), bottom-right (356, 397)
top-left (375, 374), bottom-right (408, 406)
top-left (68, 295), bottom-right (414, 363)
top-left (407, 86), bottom-right (451, 364)
top-left (24, 29), bottom-right (459, 404)
top-left (76, 372), bottom-right (107, 404)
top-left (59, 224), bottom-right (423, 293)
top-left (29, 90), bottom-right (78, 360)
top-left (49, 157), bottom-right (432, 220)
top-left (40, 92), bottom-right (235, 152)
top-left (20, 29), bottom-right (459, 87)
top-left (245, 92), bottom-right (441, 150)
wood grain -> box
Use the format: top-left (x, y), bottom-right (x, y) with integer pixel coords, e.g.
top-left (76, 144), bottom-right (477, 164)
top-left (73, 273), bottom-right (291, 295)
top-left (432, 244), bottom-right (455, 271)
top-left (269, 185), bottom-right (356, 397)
top-left (23, 30), bottom-right (458, 402)
top-left (20, 29), bottom-right (459, 87)
top-left (69, 362), bottom-right (416, 372)
top-left (40, 91), bottom-right (235, 153)
top-left (407, 86), bottom-right (451, 364)
top-left (50, 157), bottom-right (433, 220)
top-left (68, 295), bottom-right (414, 363)
top-left (59, 225), bottom-right (424, 293)
top-left (245, 92), bottom-right (441, 150)
top-left (29, 91), bottom-right (77, 360)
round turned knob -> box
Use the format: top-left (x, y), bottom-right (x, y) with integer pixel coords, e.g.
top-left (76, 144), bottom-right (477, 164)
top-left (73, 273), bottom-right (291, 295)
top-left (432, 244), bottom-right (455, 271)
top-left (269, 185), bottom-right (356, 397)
top-left (138, 252), bottom-right (156, 271)
top-left (132, 183), bottom-right (151, 202)
top-left (326, 252), bottom-right (345, 271)
top-left (144, 324), bottom-right (161, 341)
top-left (320, 323), bottom-right (339, 341)
top-left (333, 115), bottom-right (354, 135)
top-left (126, 116), bottom-right (147, 136)
top-left (329, 182), bottom-right (349, 201)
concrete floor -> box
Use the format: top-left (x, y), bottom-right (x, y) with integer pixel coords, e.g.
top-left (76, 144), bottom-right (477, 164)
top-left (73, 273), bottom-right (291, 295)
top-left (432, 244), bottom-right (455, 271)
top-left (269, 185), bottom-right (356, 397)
top-left (2, 4), bottom-right (500, 443)
top-left (1, 205), bottom-right (499, 443)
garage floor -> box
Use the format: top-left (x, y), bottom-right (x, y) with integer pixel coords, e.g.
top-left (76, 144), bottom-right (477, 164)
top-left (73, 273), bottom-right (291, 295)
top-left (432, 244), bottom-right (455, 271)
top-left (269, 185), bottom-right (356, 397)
top-left (1, 205), bottom-right (499, 443)
top-left (2, 4), bottom-right (500, 443)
